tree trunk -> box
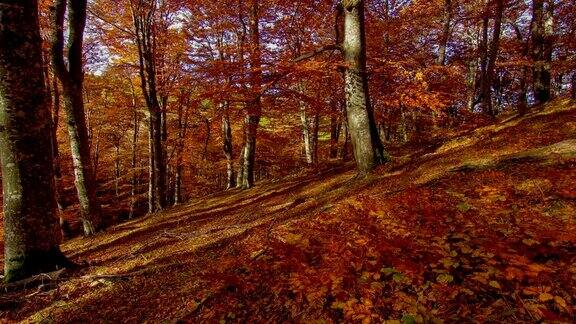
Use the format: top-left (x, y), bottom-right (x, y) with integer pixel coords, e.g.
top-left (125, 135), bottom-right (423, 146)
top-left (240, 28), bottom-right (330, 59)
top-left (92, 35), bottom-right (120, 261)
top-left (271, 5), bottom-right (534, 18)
top-left (437, 0), bottom-right (452, 66)
top-left (340, 117), bottom-right (350, 160)
top-left (238, 0), bottom-right (262, 189)
top-left (342, 0), bottom-right (388, 175)
top-left (174, 93), bottom-right (189, 205)
top-left (236, 145), bottom-right (246, 188)
top-left (480, 0), bottom-right (503, 117)
top-left (572, 73), bottom-right (576, 99)
top-left (114, 141), bottom-right (121, 198)
top-left (51, 0), bottom-right (101, 235)
top-left (147, 119), bottom-right (155, 214)
top-left (202, 118), bottom-right (211, 160)
top-left (554, 74), bottom-right (563, 97)
top-left (330, 101), bottom-right (342, 159)
top-left (531, 0), bottom-right (554, 104)
top-left (466, 59), bottom-right (478, 112)
top-left (512, 23), bottom-right (529, 115)
top-left (129, 78), bottom-right (140, 218)
top-left (0, 0), bottom-right (71, 282)
top-left (130, 0), bottom-right (166, 211)
top-left (310, 111), bottom-right (319, 164)
top-left (222, 107), bottom-right (236, 189)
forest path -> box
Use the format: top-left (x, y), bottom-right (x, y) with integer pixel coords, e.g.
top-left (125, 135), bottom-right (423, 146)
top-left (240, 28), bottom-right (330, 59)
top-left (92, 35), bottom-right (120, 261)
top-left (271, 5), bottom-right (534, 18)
top-left (2, 99), bottom-right (575, 323)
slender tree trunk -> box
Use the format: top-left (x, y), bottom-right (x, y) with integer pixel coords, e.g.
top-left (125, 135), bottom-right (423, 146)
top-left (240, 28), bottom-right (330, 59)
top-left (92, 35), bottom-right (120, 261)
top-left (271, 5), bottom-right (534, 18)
top-left (437, 0), bottom-right (452, 65)
top-left (147, 116), bottom-right (155, 213)
top-left (518, 67), bottom-right (529, 115)
top-left (129, 79), bottom-right (140, 218)
top-left (554, 74), bottom-right (563, 97)
top-left (114, 141), bottom-right (121, 198)
top-left (202, 118), bottom-right (211, 160)
top-left (572, 73), bottom-right (576, 99)
top-left (466, 59), bottom-right (478, 112)
top-left (340, 117), bottom-right (350, 160)
top-left (174, 93), bottom-right (189, 205)
top-left (310, 111), bottom-right (319, 164)
top-left (222, 107), bottom-right (236, 189)
top-left (480, 0), bottom-right (503, 117)
top-left (330, 100), bottom-right (342, 159)
top-left (51, 0), bottom-right (101, 235)
top-left (236, 144), bottom-right (246, 188)
top-left (0, 0), bottom-right (72, 282)
top-left (342, 0), bottom-right (388, 175)
top-left (477, 11), bottom-right (489, 112)
top-left (512, 23), bottom-right (529, 115)
top-left (531, 0), bottom-right (554, 104)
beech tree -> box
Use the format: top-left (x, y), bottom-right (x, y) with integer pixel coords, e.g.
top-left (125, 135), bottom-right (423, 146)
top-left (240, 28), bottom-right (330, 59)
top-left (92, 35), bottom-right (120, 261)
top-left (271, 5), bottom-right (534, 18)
top-left (341, 0), bottom-right (388, 175)
top-left (238, 0), bottom-right (263, 189)
top-left (0, 0), bottom-right (71, 282)
top-left (51, 0), bottom-right (101, 235)
top-left (130, 0), bottom-right (167, 212)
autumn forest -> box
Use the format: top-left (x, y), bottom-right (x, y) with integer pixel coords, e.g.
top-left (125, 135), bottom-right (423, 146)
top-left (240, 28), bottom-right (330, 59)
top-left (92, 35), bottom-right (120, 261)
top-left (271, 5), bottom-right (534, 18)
top-left (0, 0), bottom-right (575, 322)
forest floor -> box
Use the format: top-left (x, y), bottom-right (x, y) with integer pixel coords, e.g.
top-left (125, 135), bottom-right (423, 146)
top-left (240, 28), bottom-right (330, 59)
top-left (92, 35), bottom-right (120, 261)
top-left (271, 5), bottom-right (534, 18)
top-left (1, 99), bottom-right (576, 323)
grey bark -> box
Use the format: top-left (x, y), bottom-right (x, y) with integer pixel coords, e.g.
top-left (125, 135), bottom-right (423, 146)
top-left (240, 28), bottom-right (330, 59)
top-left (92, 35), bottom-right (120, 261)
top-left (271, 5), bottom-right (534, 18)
top-left (341, 0), bottom-right (388, 175)
top-left (0, 0), bottom-right (71, 282)
top-left (51, 0), bottom-right (101, 235)
top-left (297, 83), bottom-right (318, 165)
top-left (130, 0), bottom-right (167, 211)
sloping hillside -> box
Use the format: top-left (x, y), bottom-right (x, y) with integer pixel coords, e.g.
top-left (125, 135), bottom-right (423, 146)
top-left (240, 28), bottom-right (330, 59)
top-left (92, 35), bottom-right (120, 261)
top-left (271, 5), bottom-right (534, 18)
top-left (1, 100), bottom-right (575, 323)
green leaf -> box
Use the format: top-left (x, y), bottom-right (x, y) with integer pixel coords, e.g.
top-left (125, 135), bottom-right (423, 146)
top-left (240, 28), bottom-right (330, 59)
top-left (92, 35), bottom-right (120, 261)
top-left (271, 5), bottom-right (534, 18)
top-left (381, 267), bottom-right (397, 276)
top-left (437, 273), bottom-right (454, 284)
top-left (489, 280), bottom-right (501, 289)
top-left (401, 315), bottom-right (417, 324)
top-left (392, 273), bottom-right (406, 283)
top-left (457, 202), bottom-right (472, 213)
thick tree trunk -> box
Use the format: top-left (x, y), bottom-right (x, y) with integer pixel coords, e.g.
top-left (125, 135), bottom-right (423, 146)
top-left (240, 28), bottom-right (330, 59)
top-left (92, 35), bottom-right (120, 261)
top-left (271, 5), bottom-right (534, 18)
top-left (51, 0), bottom-right (101, 235)
top-left (342, 0), bottom-right (388, 175)
top-left (222, 109), bottom-right (236, 189)
top-left (238, 0), bottom-right (262, 189)
top-left (130, 0), bottom-right (166, 211)
top-left (0, 0), bottom-right (71, 282)
top-left (531, 0), bottom-right (554, 104)
top-left (437, 0), bottom-right (452, 66)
